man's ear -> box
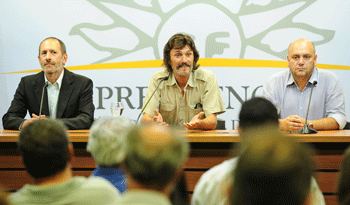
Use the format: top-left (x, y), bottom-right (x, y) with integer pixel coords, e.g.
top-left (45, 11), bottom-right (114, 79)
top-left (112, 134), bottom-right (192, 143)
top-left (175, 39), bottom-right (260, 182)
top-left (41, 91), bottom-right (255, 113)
top-left (314, 54), bottom-right (317, 68)
top-left (237, 125), bottom-right (242, 135)
top-left (164, 167), bottom-right (184, 197)
top-left (68, 143), bottom-right (74, 163)
top-left (62, 53), bottom-right (68, 65)
top-left (168, 60), bottom-right (172, 67)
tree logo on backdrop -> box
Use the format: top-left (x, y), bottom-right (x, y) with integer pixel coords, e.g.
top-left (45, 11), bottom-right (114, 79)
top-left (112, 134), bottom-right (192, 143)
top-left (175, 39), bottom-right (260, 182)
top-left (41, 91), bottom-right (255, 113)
top-left (70, 0), bottom-right (335, 64)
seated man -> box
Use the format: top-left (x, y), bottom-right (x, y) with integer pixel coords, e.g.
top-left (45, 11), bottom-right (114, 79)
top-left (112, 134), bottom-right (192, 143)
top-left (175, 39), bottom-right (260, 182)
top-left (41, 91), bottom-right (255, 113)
top-left (263, 38), bottom-right (346, 132)
top-left (9, 120), bottom-right (120, 205)
top-left (230, 130), bottom-right (314, 205)
top-left (191, 97), bottom-right (324, 205)
top-left (87, 116), bottom-right (133, 193)
top-left (141, 33), bottom-right (225, 130)
top-left (2, 37), bottom-right (95, 130)
top-left (120, 124), bottom-right (189, 205)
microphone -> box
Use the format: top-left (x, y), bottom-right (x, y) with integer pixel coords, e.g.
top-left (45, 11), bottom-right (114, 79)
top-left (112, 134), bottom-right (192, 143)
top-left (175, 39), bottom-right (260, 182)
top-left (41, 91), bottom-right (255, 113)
top-left (39, 82), bottom-right (49, 120)
top-left (298, 81), bottom-right (317, 134)
top-left (136, 76), bottom-right (169, 123)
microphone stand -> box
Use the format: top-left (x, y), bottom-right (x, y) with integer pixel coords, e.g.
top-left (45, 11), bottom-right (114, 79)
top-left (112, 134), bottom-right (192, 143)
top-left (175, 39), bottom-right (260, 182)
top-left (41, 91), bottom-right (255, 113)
top-left (298, 81), bottom-right (317, 134)
top-left (136, 76), bottom-right (169, 123)
top-left (39, 82), bottom-right (49, 120)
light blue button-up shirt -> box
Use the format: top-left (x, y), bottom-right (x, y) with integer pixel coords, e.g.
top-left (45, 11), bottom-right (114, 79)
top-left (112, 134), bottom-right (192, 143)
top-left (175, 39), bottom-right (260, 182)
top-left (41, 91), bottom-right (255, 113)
top-left (263, 68), bottom-right (346, 129)
top-left (45, 69), bottom-right (64, 119)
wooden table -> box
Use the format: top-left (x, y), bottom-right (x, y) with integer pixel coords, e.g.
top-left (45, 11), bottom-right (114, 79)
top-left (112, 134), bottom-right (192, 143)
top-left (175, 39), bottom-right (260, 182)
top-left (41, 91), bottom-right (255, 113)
top-left (1, 129), bottom-right (350, 205)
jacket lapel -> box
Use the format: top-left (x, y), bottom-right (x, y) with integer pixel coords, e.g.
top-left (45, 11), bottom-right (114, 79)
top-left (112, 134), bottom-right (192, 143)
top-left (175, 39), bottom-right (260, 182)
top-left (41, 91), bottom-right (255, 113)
top-left (34, 72), bottom-right (50, 116)
top-left (56, 68), bottom-right (74, 118)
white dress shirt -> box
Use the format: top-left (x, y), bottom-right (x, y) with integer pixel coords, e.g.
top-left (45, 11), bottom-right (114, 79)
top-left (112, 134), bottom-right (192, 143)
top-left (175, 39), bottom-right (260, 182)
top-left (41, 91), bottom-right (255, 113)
top-left (191, 157), bottom-right (325, 205)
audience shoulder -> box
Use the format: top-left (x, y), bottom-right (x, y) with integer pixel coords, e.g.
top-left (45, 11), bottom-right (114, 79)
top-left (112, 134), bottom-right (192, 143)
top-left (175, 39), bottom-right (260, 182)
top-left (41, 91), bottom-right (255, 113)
top-left (198, 158), bottom-right (237, 184)
top-left (192, 158), bottom-right (239, 205)
top-left (84, 177), bottom-right (121, 196)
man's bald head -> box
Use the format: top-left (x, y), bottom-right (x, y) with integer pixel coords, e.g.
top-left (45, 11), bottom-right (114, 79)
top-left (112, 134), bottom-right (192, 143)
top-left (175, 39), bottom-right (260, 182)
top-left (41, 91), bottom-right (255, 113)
top-left (288, 38), bottom-right (316, 55)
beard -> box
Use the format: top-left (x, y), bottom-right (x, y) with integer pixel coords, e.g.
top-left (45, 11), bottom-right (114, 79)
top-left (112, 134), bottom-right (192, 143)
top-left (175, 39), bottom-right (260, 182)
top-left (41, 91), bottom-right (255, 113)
top-left (174, 62), bottom-right (192, 77)
top-left (42, 59), bottom-right (64, 75)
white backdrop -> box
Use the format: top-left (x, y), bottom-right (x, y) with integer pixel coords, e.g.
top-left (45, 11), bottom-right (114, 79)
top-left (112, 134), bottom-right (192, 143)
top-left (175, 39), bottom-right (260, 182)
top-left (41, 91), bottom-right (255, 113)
top-left (1, 0), bottom-right (349, 130)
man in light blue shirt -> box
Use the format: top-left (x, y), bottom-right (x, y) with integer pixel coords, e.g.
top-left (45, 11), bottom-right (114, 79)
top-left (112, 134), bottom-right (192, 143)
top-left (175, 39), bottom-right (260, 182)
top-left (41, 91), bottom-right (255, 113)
top-left (263, 38), bottom-right (346, 132)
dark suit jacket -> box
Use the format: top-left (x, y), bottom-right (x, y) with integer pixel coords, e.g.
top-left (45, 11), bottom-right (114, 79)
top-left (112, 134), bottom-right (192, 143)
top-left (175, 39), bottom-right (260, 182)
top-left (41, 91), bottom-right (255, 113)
top-left (2, 68), bottom-right (95, 130)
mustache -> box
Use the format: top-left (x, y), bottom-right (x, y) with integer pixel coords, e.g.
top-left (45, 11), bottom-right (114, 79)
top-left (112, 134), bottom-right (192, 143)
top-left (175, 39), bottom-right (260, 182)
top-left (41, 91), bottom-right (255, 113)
top-left (176, 62), bottom-right (191, 69)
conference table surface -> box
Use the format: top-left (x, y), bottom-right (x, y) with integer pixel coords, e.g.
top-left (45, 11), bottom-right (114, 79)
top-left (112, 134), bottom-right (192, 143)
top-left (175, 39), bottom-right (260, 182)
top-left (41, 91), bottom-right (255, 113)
top-left (1, 129), bottom-right (350, 142)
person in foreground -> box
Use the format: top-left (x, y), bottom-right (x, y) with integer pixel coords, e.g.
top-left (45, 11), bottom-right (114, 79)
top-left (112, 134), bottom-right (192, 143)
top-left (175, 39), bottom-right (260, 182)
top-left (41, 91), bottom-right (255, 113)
top-left (87, 116), bottom-right (133, 193)
top-left (120, 124), bottom-right (189, 205)
top-left (9, 120), bottom-right (120, 205)
top-left (2, 37), bottom-right (95, 130)
top-left (0, 188), bottom-right (11, 205)
top-left (230, 130), bottom-right (314, 205)
top-left (337, 146), bottom-right (350, 205)
top-left (263, 38), bottom-right (346, 132)
top-left (141, 33), bottom-right (225, 130)
top-left (191, 97), bottom-right (325, 205)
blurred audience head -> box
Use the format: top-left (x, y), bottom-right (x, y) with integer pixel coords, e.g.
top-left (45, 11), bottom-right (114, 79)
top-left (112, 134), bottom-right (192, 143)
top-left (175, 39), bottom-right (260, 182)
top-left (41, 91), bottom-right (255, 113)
top-left (18, 119), bottom-right (70, 179)
top-left (337, 146), bottom-right (350, 205)
top-left (0, 187), bottom-right (11, 205)
top-left (124, 124), bottom-right (189, 192)
top-left (230, 130), bottom-right (314, 205)
top-left (87, 116), bottom-right (133, 167)
top-left (239, 97), bottom-right (279, 133)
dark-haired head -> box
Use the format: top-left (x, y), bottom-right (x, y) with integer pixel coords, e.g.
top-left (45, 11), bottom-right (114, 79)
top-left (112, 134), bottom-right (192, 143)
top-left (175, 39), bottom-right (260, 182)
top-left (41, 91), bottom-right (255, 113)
top-left (18, 119), bottom-right (70, 179)
top-left (163, 33), bottom-right (200, 74)
top-left (337, 146), bottom-right (350, 204)
top-left (231, 132), bottom-right (313, 205)
top-left (239, 97), bottom-right (279, 132)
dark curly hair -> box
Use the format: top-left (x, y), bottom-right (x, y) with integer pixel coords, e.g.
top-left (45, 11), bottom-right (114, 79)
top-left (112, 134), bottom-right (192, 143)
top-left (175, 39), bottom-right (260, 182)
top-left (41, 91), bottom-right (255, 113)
top-left (163, 33), bottom-right (200, 73)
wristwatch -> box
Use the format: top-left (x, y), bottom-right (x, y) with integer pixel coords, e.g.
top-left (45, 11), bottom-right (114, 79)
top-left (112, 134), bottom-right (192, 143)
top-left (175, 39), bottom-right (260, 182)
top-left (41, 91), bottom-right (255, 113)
top-left (308, 120), bottom-right (314, 128)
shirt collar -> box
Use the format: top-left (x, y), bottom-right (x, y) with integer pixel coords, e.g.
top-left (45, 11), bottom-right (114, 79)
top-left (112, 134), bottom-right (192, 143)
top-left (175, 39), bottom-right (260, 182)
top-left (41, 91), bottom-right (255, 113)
top-left (308, 67), bottom-right (318, 85)
top-left (287, 71), bottom-right (294, 86)
top-left (166, 73), bottom-right (177, 86)
top-left (167, 71), bottom-right (196, 88)
top-left (187, 71), bottom-right (196, 87)
top-left (287, 68), bottom-right (319, 86)
top-left (45, 68), bottom-right (64, 89)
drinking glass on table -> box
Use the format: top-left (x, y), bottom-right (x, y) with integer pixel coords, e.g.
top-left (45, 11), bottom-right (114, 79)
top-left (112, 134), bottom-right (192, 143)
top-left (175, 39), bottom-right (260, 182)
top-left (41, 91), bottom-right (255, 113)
top-left (111, 102), bottom-right (124, 117)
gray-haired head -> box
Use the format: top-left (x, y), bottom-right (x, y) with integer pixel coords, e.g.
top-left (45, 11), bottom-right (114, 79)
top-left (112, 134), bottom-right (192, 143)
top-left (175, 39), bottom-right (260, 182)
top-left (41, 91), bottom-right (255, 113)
top-left (125, 124), bottom-right (189, 191)
top-left (39, 37), bottom-right (66, 55)
top-left (87, 116), bottom-right (133, 167)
